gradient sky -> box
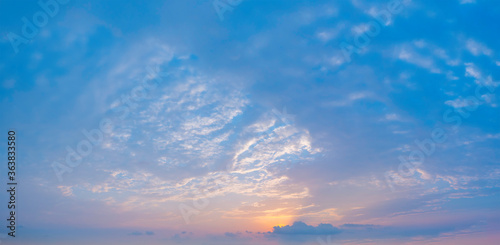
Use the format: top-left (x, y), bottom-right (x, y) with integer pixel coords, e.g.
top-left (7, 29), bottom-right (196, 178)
top-left (1, 0), bottom-right (500, 244)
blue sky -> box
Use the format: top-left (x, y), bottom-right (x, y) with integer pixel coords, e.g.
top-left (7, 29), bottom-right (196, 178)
top-left (1, 0), bottom-right (500, 244)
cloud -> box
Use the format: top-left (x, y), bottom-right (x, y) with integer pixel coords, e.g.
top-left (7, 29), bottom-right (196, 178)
top-left (272, 221), bottom-right (341, 235)
top-left (465, 62), bottom-right (482, 79)
top-left (316, 23), bottom-right (345, 42)
top-left (396, 45), bottom-right (440, 73)
top-left (324, 91), bottom-right (374, 107)
top-left (445, 97), bottom-right (477, 108)
top-left (63, 52), bottom-right (321, 214)
top-left (466, 39), bottom-right (492, 56)
top-left (57, 186), bottom-right (74, 197)
top-left (224, 232), bottom-right (241, 238)
top-left (385, 113), bottom-right (401, 121)
top-left (263, 220), bottom-right (481, 243)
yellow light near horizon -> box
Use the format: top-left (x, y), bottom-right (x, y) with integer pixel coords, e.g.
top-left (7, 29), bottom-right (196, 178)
top-left (255, 215), bottom-right (294, 231)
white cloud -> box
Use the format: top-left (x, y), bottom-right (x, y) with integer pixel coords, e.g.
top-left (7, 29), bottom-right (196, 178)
top-left (325, 91), bottom-right (373, 107)
top-left (67, 59), bottom-right (321, 210)
top-left (385, 113), bottom-right (401, 121)
top-left (464, 63), bottom-right (482, 79)
top-left (465, 63), bottom-right (500, 88)
top-left (351, 23), bottom-right (371, 35)
top-left (316, 23), bottom-right (345, 42)
top-left (445, 97), bottom-right (475, 108)
top-left (396, 46), bottom-right (441, 73)
top-left (466, 39), bottom-right (492, 56)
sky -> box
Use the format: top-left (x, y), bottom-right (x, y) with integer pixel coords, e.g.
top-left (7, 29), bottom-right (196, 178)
top-left (0, 0), bottom-right (500, 244)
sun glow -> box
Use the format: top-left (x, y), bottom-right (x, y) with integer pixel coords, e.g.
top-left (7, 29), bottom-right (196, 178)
top-left (255, 215), bottom-right (295, 231)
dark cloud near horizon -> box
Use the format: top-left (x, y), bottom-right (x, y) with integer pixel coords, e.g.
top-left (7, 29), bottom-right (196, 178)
top-left (272, 221), bottom-right (341, 235)
top-left (264, 220), bottom-right (479, 243)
